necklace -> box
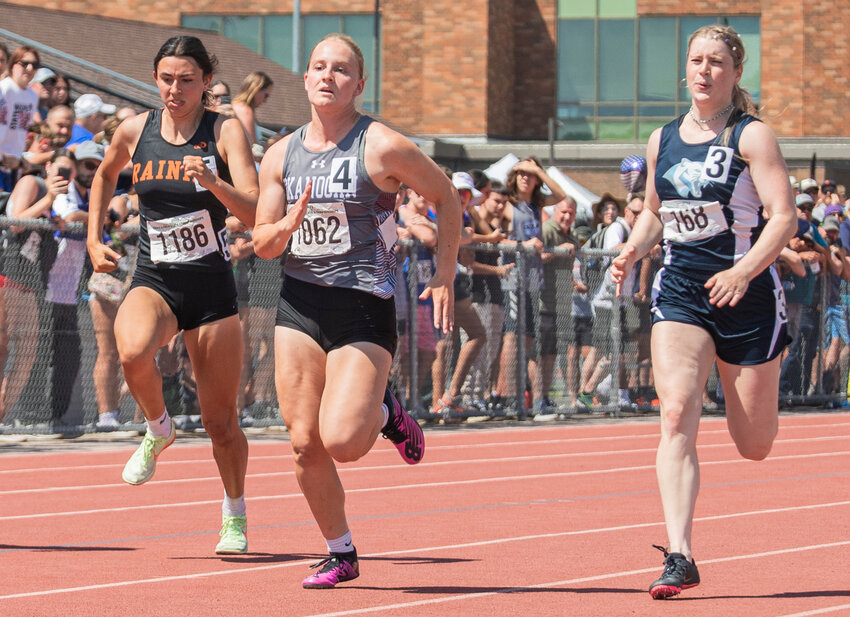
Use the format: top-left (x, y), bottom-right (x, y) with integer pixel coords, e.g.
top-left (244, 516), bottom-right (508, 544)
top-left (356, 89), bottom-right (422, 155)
top-left (689, 102), bottom-right (734, 126)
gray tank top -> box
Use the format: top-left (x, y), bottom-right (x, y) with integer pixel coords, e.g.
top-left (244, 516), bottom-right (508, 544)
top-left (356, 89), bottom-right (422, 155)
top-left (506, 200), bottom-right (543, 289)
top-left (281, 115), bottom-right (397, 298)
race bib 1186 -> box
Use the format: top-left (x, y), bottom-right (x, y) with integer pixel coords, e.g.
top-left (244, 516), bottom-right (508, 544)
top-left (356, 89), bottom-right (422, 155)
top-left (148, 209), bottom-right (218, 263)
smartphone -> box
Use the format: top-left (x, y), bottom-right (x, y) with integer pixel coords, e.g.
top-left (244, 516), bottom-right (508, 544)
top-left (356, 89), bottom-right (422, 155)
top-left (220, 94), bottom-right (231, 105)
top-left (57, 167), bottom-right (71, 181)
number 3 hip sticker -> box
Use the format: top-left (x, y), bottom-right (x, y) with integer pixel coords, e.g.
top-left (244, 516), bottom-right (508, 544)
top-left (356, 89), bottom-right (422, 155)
top-left (699, 146), bottom-right (734, 185)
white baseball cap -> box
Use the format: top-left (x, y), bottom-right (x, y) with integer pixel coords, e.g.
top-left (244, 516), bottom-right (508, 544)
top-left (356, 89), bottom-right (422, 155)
top-left (74, 93), bottom-right (116, 118)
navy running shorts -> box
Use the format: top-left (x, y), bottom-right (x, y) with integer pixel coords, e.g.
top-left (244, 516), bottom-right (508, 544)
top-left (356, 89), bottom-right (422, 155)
top-left (651, 266), bottom-right (790, 365)
top-left (276, 275), bottom-right (397, 356)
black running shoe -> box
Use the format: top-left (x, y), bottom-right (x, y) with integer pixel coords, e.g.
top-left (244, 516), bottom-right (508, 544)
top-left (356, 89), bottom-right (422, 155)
top-left (380, 388), bottom-right (424, 464)
top-left (302, 549), bottom-right (359, 589)
top-left (649, 544), bottom-right (700, 599)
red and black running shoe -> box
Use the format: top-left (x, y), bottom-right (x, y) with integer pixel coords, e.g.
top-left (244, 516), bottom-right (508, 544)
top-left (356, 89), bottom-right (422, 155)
top-left (649, 544), bottom-right (700, 599)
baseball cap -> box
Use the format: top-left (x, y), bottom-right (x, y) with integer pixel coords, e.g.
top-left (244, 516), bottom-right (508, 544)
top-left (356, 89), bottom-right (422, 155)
top-left (824, 204), bottom-right (844, 218)
top-left (821, 215), bottom-right (840, 232)
top-left (452, 172), bottom-right (484, 205)
top-left (30, 67), bottom-right (56, 85)
top-left (74, 140), bottom-right (105, 161)
top-left (74, 93), bottom-right (116, 118)
top-left (796, 193), bottom-right (815, 208)
top-left (799, 178), bottom-right (819, 193)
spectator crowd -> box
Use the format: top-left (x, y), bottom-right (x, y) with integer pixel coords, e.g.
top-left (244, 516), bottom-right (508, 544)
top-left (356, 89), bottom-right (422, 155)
top-left (1, 40), bottom-right (848, 434)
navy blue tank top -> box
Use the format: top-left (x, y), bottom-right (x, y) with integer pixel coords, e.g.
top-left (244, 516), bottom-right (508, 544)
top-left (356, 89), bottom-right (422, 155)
top-left (655, 111), bottom-right (765, 281)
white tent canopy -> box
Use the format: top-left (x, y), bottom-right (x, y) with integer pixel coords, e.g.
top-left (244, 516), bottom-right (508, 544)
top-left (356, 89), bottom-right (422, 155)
top-left (482, 153), bottom-right (599, 223)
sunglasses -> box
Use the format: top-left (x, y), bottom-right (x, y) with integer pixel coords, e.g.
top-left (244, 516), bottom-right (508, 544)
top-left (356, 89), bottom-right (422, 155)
top-left (18, 60), bottom-right (39, 70)
top-left (78, 160), bottom-right (100, 171)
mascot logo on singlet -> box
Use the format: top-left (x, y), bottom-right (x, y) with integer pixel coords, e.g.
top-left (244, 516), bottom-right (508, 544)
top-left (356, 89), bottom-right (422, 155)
top-left (663, 158), bottom-right (706, 199)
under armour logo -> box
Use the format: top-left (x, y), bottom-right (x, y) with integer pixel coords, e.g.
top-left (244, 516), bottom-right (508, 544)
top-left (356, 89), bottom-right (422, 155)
top-left (311, 160), bottom-right (326, 169)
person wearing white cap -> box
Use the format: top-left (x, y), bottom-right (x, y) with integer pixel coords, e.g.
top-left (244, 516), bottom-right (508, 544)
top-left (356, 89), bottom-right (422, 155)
top-left (29, 67), bottom-right (56, 119)
top-left (67, 93), bottom-right (116, 147)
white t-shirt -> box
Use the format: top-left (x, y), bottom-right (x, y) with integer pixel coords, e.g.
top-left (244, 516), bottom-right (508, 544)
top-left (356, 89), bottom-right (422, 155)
top-left (46, 183), bottom-right (88, 305)
top-left (0, 77), bottom-right (38, 158)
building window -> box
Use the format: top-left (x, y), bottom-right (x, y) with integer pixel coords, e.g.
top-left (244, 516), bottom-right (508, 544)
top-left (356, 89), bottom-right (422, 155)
top-left (556, 9), bottom-right (760, 141)
top-left (181, 13), bottom-right (381, 113)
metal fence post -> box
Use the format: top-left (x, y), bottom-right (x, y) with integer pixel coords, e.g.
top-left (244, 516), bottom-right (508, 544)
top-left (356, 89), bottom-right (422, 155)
top-left (407, 245), bottom-right (421, 414)
top-left (516, 246), bottom-right (528, 419)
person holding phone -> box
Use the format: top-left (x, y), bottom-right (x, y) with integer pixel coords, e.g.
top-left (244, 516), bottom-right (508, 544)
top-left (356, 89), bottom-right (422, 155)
top-left (1, 149), bottom-right (74, 422)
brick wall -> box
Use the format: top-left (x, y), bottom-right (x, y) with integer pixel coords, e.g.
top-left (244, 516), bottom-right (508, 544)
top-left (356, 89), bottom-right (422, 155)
top-left (510, 0), bottom-right (557, 138)
top-left (8, 0), bottom-right (847, 139)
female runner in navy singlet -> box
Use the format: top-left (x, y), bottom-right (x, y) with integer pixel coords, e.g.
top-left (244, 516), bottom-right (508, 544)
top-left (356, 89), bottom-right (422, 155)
top-left (611, 25), bottom-right (797, 599)
top-left (252, 33), bottom-right (461, 589)
top-left (86, 36), bottom-right (258, 555)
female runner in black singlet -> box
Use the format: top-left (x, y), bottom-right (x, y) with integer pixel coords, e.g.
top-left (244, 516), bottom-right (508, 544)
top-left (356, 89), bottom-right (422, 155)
top-left (86, 36), bottom-right (258, 555)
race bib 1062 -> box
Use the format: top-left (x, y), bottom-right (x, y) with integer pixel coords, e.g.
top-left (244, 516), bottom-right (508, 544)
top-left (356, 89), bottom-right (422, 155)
top-left (148, 209), bottom-right (218, 263)
top-left (291, 202), bottom-right (352, 258)
top-left (659, 200), bottom-right (729, 243)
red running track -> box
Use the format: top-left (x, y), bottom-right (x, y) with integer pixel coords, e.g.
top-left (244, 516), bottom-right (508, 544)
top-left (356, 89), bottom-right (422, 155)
top-left (1, 412), bottom-right (849, 617)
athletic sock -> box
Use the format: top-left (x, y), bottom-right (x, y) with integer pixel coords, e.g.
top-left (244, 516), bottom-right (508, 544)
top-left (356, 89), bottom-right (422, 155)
top-left (148, 409), bottom-right (171, 438)
top-left (222, 492), bottom-right (246, 517)
top-left (326, 530), bottom-right (353, 554)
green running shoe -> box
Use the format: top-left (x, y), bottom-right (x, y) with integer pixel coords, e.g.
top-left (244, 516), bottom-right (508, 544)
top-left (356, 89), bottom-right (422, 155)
top-left (215, 515), bottom-right (248, 554)
top-left (121, 420), bottom-right (176, 485)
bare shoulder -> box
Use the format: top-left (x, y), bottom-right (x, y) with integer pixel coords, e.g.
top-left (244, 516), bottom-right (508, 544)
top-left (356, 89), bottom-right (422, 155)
top-left (258, 133), bottom-right (293, 178)
top-left (739, 118), bottom-right (780, 158)
top-left (365, 121), bottom-right (417, 158)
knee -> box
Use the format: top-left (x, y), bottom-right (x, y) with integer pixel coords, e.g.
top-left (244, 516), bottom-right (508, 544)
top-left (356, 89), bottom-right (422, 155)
top-left (202, 411), bottom-right (241, 444)
top-left (288, 430), bottom-right (333, 468)
top-left (734, 429), bottom-right (777, 461)
top-left (322, 433), bottom-right (368, 463)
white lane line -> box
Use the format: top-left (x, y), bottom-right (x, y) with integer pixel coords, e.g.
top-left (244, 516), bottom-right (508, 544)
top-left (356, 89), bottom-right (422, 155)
top-left (2, 435), bottom-right (847, 496)
top-left (775, 604), bottom-right (850, 617)
top-left (298, 540), bottom-right (850, 617)
top-left (2, 419), bottom-right (848, 472)
top-left (1, 528), bottom-right (847, 603)
top-left (1, 451), bottom-right (848, 521)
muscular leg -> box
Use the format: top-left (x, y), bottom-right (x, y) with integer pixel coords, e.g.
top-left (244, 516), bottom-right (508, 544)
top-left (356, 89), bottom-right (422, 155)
top-left (652, 321), bottom-right (716, 560)
top-left (184, 315), bottom-right (248, 498)
top-left (717, 355), bottom-right (780, 461)
top-left (114, 287), bottom-right (179, 421)
top-left (275, 327), bottom-right (342, 540)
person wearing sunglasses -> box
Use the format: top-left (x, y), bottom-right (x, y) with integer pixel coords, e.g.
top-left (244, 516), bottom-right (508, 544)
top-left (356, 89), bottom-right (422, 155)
top-left (0, 46), bottom-right (40, 191)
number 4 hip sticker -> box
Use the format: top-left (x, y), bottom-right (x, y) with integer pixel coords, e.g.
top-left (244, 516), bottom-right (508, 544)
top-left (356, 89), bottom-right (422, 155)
top-left (328, 156), bottom-right (357, 195)
top-left (700, 146), bottom-right (734, 185)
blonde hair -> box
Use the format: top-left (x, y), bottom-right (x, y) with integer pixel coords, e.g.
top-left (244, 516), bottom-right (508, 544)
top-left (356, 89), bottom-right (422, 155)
top-left (308, 33), bottom-right (366, 80)
top-left (232, 71), bottom-right (273, 108)
top-left (687, 25), bottom-right (756, 116)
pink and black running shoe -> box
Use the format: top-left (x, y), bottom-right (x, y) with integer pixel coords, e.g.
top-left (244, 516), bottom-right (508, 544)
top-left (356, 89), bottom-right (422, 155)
top-left (380, 388), bottom-right (425, 464)
top-left (302, 551), bottom-right (359, 589)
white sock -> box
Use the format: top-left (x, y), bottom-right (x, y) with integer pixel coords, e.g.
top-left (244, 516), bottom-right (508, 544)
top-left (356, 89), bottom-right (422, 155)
top-left (222, 492), bottom-right (246, 517)
top-left (147, 410), bottom-right (171, 438)
top-left (326, 530), bottom-right (354, 554)
top-left (380, 403), bottom-right (390, 428)
top-left (597, 374), bottom-right (613, 397)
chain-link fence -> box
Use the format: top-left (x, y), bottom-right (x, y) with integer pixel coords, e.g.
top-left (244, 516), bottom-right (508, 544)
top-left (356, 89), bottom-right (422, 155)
top-left (0, 218), bottom-right (844, 434)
